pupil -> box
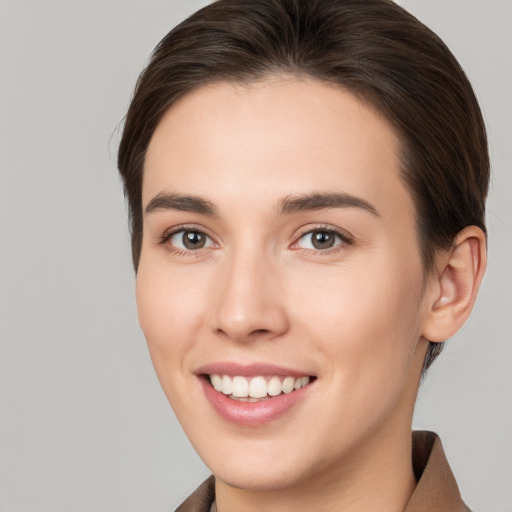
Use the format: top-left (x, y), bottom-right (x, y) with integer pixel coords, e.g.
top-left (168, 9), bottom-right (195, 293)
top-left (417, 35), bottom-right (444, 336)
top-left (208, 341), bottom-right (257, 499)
top-left (313, 231), bottom-right (334, 249)
top-left (183, 231), bottom-right (205, 249)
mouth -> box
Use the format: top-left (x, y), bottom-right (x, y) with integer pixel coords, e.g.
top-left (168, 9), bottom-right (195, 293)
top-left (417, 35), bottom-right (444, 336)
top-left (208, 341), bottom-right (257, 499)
top-left (206, 374), bottom-right (313, 402)
top-left (196, 364), bottom-right (316, 426)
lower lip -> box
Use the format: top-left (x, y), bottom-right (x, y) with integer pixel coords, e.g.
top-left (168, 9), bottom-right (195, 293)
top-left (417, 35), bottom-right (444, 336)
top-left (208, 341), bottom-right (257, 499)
top-left (200, 378), bottom-right (312, 427)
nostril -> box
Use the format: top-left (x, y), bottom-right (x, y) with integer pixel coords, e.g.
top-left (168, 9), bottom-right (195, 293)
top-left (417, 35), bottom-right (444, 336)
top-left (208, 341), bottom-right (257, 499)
top-left (250, 329), bottom-right (271, 336)
top-left (215, 327), bottom-right (273, 340)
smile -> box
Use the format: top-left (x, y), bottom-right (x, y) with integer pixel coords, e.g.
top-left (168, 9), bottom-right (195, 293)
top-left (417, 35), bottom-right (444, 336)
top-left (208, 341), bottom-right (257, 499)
top-left (209, 374), bottom-right (311, 401)
top-left (197, 364), bottom-right (316, 426)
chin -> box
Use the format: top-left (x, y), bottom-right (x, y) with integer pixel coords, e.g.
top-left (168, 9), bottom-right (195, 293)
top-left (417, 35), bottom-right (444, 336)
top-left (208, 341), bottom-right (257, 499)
top-left (196, 435), bottom-right (326, 492)
top-left (211, 461), bottom-right (308, 491)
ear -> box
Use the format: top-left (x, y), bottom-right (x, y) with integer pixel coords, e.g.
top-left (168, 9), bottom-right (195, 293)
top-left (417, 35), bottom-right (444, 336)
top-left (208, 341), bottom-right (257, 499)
top-left (421, 226), bottom-right (487, 343)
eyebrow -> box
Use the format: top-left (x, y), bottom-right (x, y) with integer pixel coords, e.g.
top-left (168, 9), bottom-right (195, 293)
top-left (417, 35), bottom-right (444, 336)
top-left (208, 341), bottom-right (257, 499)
top-left (145, 193), bottom-right (219, 216)
top-left (144, 191), bottom-right (379, 218)
top-left (277, 192), bottom-right (380, 217)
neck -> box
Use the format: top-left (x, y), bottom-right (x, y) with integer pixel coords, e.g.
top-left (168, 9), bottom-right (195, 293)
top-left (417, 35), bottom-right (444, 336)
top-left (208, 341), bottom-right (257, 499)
top-left (215, 424), bottom-right (417, 512)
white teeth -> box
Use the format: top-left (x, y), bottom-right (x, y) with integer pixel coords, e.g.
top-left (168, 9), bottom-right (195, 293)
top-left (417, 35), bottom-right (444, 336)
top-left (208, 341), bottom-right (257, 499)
top-left (222, 375), bottom-right (233, 395)
top-left (267, 376), bottom-right (282, 396)
top-left (282, 376), bottom-right (295, 394)
top-left (211, 374), bottom-right (222, 392)
top-left (232, 376), bottom-right (249, 397)
top-left (249, 376), bottom-right (268, 398)
top-left (294, 376), bottom-right (310, 390)
top-left (210, 374), bottom-right (312, 398)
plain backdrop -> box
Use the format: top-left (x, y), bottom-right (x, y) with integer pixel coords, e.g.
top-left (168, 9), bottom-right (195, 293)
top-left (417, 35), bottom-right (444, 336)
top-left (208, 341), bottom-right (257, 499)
top-left (0, 1), bottom-right (511, 510)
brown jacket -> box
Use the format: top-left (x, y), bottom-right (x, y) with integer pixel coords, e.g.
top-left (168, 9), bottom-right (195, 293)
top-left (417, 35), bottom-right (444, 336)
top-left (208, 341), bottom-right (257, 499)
top-left (175, 431), bottom-right (470, 512)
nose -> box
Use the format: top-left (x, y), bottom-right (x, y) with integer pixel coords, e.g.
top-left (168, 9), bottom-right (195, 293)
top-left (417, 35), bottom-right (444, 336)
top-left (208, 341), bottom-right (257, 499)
top-left (209, 249), bottom-right (289, 343)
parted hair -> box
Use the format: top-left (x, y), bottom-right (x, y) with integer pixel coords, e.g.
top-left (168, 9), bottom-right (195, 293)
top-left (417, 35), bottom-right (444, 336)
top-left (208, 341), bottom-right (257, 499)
top-left (118, 0), bottom-right (489, 370)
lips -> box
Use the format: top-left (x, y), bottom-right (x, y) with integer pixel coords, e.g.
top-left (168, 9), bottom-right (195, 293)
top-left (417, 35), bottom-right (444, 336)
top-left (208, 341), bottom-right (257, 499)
top-left (197, 363), bottom-right (315, 426)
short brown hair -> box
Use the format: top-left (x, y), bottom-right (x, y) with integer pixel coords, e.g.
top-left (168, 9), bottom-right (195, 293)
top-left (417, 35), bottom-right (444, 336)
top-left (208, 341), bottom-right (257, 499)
top-left (118, 0), bottom-right (489, 370)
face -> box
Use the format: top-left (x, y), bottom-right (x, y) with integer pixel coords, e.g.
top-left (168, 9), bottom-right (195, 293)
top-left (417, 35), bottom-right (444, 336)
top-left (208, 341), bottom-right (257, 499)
top-left (137, 78), bottom-right (431, 491)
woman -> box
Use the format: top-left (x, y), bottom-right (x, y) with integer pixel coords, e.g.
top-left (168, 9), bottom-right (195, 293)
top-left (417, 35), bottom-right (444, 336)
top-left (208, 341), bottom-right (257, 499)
top-left (117, 0), bottom-right (488, 510)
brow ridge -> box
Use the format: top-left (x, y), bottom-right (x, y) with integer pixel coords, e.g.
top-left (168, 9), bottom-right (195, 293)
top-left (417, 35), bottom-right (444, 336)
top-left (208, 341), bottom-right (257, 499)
top-left (145, 191), bottom-right (379, 218)
top-left (145, 193), bottom-right (218, 216)
top-left (277, 192), bottom-right (380, 217)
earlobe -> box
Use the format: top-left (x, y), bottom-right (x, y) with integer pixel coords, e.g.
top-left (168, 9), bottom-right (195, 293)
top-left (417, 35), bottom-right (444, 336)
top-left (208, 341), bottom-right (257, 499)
top-left (421, 226), bottom-right (487, 343)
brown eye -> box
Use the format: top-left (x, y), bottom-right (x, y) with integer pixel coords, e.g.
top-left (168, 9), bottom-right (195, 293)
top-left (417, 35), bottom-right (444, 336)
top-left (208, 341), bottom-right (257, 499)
top-left (311, 231), bottom-right (336, 249)
top-left (183, 231), bottom-right (206, 249)
top-left (169, 230), bottom-right (213, 251)
top-left (296, 229), bottom-right (345, 251)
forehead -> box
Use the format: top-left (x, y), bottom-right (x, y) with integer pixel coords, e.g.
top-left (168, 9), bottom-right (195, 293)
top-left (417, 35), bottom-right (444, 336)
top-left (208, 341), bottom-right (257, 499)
top-left (143, 78), bottom-right (413, 222)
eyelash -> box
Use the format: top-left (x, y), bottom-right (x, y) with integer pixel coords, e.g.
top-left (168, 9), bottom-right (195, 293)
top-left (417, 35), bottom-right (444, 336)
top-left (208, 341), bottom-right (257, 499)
top-left (158, 224), bottom-right (353, 256)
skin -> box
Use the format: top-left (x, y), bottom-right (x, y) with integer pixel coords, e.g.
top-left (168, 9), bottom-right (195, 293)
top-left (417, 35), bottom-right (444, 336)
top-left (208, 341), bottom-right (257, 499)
top-left (136, 78), bottom-right (486, 512)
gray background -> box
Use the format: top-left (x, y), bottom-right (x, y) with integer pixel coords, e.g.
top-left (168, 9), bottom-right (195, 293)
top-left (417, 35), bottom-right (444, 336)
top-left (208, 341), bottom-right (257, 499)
top-left (0, 0), bottom-right (510, 510)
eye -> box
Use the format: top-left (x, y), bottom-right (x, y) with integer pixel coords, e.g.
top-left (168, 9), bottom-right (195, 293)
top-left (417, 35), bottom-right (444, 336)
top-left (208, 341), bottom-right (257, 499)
top-left (296, 229), bottom-right (346, 251)
top-left (168, 229), bottom-right (214, 251)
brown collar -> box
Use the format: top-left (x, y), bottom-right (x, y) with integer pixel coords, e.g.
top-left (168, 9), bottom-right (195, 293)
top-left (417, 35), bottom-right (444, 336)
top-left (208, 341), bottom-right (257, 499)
top-left (407, 431), bottom-right (470, 511)
top-left (175, 431), bottom-right (470, 512)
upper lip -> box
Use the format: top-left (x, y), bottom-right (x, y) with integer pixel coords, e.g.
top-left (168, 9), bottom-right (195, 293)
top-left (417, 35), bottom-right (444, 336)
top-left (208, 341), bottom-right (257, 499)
top-left (195, 362), bottom-right (314, 378)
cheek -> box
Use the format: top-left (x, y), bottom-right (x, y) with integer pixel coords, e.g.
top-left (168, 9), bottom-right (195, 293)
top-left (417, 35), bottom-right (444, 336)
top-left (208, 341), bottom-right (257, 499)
top-left (289, 256), bottom-right (424, 397)
top-left (135, 260), bottom-right (214, 425)
top-left (135, 258), bottom-right (206, 367)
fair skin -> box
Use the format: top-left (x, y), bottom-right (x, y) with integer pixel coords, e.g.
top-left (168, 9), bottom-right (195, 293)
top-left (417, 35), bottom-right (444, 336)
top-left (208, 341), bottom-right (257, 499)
top-left (137, 78), bottom-right (486, 512)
